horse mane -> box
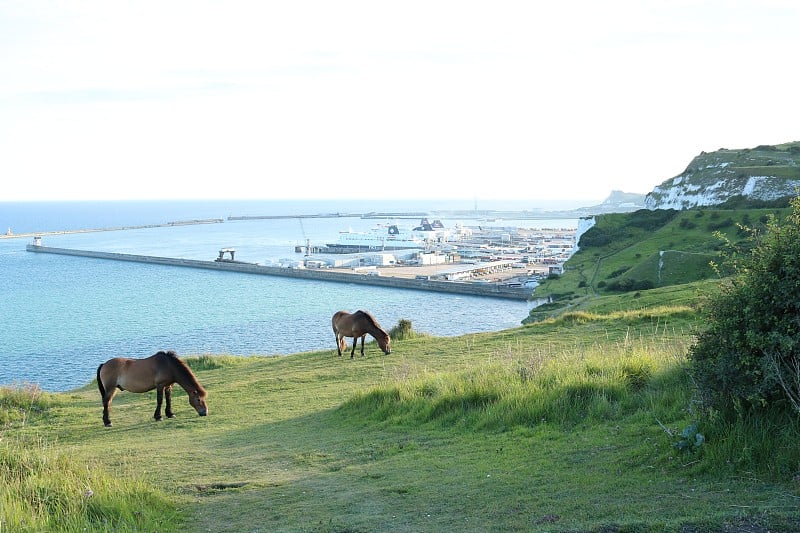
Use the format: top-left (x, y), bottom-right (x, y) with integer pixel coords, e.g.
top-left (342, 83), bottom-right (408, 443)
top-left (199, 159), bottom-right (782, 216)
top-left (159, 350), bottom-right (206, 394)
top-left (356, 310), bottom-right (387, 335)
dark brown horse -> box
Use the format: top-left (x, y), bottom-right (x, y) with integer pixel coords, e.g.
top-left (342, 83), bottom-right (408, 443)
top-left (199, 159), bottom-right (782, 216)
top-left (332, 310), bottom-right (392, 358)
top-left (96, 350), bottom-right (208, 427)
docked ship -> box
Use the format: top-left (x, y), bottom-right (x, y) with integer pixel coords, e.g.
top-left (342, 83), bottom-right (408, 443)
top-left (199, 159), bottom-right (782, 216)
top-left (311, 218), bottom-right (473, 254)
top-left (324, 223), bottom-right (431, 253)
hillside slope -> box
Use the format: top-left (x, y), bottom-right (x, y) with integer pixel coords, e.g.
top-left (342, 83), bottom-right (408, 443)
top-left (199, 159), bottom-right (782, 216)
top-left (645, 141), bottom-right (800, 209)
top-left (6, 303), bottom-right (800, 532)
top-left (528, 205), bottom-right (789, 322)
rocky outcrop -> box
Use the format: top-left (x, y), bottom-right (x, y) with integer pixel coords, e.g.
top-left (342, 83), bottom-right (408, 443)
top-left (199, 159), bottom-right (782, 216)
top-left (645, 142), bottom-right (800, 210)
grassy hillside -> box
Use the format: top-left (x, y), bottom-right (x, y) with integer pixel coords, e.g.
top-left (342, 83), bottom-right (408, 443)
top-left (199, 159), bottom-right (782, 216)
top-left (3, 301), bottom-right (800, 531)
top-left (527, 206), bottom-right (788, 322)
top-left (646, 142), bottom-right (800, 209)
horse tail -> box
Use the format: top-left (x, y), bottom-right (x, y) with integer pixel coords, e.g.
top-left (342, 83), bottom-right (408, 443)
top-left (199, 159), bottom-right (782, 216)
top-left (96, 363), bottom-right (106, 399)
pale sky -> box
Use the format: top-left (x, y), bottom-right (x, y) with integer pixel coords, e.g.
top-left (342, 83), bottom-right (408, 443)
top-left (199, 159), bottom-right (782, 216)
top-left (1, 1), bottom-right (798, 205)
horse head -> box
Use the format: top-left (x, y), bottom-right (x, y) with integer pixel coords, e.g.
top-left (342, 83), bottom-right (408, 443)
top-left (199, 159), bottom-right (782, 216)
top-left (188, 388), bottom-right (208, 416)
top-left (378, 333), bottom-right (392, 355)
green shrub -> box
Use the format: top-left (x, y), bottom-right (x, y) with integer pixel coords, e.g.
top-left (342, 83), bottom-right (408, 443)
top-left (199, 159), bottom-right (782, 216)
top-left (606, 278), bottom-right (655, 292)
top-left (689, 197), bottom-right (800, 416)
top-left (607, 266), bottom-right (631, 279)
top-left (578, 227), bottom-right (611, 248)
top-left (389, 318), bottom-right (419, 340)
top-left (707, 218), bottom-right (734, 231)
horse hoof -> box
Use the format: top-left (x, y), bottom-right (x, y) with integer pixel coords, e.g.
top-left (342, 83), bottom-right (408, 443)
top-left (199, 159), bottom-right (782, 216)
top-left (166, 414), bottom-right (175, 418)
top-left (104, 422), bottom-right (112, 427)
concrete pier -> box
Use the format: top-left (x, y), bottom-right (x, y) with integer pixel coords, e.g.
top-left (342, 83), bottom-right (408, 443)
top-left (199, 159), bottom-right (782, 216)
top-left (2, 218), bottom-right (223, 240)
top-left (26, 244), bottom-right (533, 300)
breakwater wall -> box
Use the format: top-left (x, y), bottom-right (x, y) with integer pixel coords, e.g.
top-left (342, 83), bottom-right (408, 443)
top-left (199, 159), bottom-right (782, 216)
top-left (26, 245), bottom-right (532, 301)
top-left (3, 218), bottom-right (224, 240)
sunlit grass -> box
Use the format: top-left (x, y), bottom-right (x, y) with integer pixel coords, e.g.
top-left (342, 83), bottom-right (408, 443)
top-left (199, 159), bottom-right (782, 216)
top-left (2, 302), bottom-right (799, 531)
top-left (1, 385), bottom-right (180, 531)
top-left (342, 322), bottom-right (694, 433)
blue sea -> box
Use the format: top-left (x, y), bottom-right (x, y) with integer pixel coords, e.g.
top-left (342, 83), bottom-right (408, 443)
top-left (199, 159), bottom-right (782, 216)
top-left (0, 200), bottom-right (577, 391)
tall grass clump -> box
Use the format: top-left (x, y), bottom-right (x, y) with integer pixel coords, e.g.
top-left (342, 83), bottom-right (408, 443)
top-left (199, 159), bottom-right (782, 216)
top-left (0, 383), bottom-right (54, 427)
top-left (388, 318), bottom-right (427, 341)
top-left (1, 385), bottom-right (180, 532)
top-left (341, 326), bottom-right (694, 434)
top-left (700, 412), bottom-right (800, 479)
top-left (184, 354), bottom-right (246, 371)
top-left (0, 438), bottom-right (179, 532)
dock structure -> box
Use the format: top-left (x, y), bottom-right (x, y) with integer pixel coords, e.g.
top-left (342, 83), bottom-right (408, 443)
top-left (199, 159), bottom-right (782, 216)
top-left (1, 218), bottom-right (224, 240)
top-left (26, 244), bottom-right (533, 300)
top-left (215, 248), bottom-right (236, 262)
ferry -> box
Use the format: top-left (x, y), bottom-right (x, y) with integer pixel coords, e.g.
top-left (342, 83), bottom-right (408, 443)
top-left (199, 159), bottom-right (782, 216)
top-left (319, 218), bottom-right (474, 253)
top-left (325, 223), bottom-right (429, 252)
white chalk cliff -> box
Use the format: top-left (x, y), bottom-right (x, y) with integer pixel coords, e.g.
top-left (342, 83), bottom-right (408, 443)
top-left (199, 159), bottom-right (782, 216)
top-left (645, 143), bottom-right (800, 210)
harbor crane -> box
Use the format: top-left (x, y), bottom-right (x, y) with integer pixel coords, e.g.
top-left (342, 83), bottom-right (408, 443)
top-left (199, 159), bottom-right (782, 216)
top-left (298, 218), bottom-right (311, 261)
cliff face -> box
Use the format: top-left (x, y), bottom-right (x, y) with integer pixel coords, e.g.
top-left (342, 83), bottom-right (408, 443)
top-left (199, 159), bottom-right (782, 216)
top-left (645, 142), bottom-right (800, 209)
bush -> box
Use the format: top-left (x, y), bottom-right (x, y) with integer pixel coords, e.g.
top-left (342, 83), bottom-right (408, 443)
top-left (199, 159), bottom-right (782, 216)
top-left (607, 266), bottom-right (631, 279)
top-left (578, 227), bottom-right (611, 248)
top-left (707, 218), bottom-right (734, 231)
top-left (627, 208), bottom-right (678, 231)
top-left (689, 197), bottom-right (800, 416)
top-left (389, 319), bottom-right (416, 340)
top-left (605, 278), bottom-right (654, 292)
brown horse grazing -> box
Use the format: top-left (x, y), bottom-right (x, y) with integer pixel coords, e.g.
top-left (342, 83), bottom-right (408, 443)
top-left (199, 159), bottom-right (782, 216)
top-left (332, 310), bottom-right (391, 358)
top-left (96, 350), bottom-right (208, 427)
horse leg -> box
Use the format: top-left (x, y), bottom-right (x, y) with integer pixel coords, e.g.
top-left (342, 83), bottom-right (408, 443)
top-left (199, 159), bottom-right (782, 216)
top-left (98, 366), bottom-right (115, 427)
top-left (350, 336), bottom-right (357, 359)
top-left (102, 389), bottom-right (116, 427)
top-left (165, 385), bottom-right (174, 418)
top-left (360, 335), bottom-right (366, 357)
top-left (154, 385), bottom-right (165, 421)
top-left (335, 332), bottom-right (343, 356)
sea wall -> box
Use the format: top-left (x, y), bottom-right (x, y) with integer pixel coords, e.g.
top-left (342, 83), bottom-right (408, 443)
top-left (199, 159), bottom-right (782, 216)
top-left (3, 218), bottom-right (223, 240)
top-left (26, 245), bottom-right (532, 301)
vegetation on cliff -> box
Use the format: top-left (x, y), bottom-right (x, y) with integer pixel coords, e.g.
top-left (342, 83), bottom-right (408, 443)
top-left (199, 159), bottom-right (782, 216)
top-left (645, 141), bottom-right (800, 209)
top-left (527, 203), bottom-right (790, 323)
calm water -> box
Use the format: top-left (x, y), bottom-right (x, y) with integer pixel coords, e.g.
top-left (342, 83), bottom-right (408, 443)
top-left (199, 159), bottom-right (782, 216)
top-left (0, 200), bottom-right (577, 391)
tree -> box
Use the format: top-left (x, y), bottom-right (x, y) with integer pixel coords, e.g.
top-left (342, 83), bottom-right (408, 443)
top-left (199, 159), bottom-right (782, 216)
top-left (688, 197), bottom-right (800, 416)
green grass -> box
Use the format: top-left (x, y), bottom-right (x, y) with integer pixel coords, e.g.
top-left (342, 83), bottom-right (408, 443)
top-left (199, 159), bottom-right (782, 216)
top-left (524, 278), bottom-right (718, 323)
top-left (0, 385), bottom-right (177, 532)
top-left (733, 165), bottom-right (800, 179)
top-left (529, 206), bottom-right (788, 320)
top-left (2, 305), bottom-right (800, 532)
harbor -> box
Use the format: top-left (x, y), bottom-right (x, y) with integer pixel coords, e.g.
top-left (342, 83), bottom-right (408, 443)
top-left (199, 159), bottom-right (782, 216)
top-left (25, 242), bottom-right (535, 300)
top-left (286, 218), bottom-right (578, 289)
top-left (3, 202), bottom-right (560, 391)
top-left (23, 214), bottom-right (581, 301)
